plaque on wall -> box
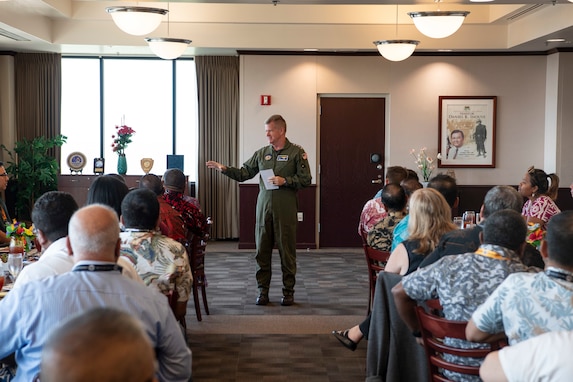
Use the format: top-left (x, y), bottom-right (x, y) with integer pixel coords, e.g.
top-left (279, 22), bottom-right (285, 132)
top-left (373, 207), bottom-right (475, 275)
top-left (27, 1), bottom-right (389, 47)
top-left (67, 152), bottom-right (87, 174)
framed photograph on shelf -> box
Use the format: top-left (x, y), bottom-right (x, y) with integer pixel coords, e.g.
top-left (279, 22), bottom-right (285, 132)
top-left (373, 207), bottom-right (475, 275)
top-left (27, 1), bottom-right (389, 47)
top-left (438, 96), bottom-right (497, 168)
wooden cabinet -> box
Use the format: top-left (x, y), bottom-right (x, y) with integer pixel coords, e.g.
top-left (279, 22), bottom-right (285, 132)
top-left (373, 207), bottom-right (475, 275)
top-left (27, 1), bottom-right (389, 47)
top-left (58, 175), bottom-right (142, 207)
top-left (238, 184), bottom-right (317, 249)
top-left (58, 175), bottom-right (195, 207)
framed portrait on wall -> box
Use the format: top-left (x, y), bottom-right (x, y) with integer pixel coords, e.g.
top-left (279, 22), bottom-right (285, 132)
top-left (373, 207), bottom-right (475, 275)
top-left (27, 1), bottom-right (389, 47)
top-left (438, 96), bottom-right (497, 168)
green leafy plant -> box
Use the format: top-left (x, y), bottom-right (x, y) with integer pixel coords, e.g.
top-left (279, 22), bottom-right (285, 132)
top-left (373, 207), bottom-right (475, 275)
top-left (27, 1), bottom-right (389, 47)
top-left (1, 135), bottom-right (67, 220)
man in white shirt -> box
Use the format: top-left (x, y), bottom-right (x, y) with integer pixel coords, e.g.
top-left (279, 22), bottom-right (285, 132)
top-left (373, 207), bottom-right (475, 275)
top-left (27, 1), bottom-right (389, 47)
top-left (14, 191), bottom-right (78, 287)
top-left (480, 330), bottom-right (573, 382)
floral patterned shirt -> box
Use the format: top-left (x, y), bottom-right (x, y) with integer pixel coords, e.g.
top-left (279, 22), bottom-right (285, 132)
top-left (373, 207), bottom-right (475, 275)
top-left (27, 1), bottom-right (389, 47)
top-left (522, 195), bottom-right (560, 225)
top-left (163, 190), bottom-right (208, 238)
top-left (402, 244), bottom-right (531, 381)
top-left (119, 230), bottom-right (192, 302)
top-left (367, 210), bottom-right (406, 252)
top-left (358, 197), bottom-right (387, 236)
top-left (471, 267), bottom-right (573, 346)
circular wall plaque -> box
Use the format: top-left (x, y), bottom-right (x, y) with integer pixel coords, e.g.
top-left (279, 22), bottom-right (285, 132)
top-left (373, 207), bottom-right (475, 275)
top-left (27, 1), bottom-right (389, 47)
top-left (67, 152), bottom-right (87, 171)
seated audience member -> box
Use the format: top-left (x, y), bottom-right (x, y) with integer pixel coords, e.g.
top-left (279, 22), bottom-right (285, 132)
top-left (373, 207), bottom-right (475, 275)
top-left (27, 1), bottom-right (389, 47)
top-left (518, 166), bottom-right (560, 228)
top-left (14, 192), bottom-right (78, 288)
top-left (0, 204), bottom-right (191, 382)
top-left (392, 209), bottom-right (531, 381)
top-left (332, 187), bottom-right (455, 350)
top-left (140, 173), bottom-right (188, 243)
top-left (385, 187), bottom-right (457, 275)
top-left (480, 330), bottom-right (573, 382)
top-left (358, 166), bottom-right (408, 236)
top-left (0, 161), bottom-right (11, 245)
top-left (388, 178), bottom-right (423, 250)
top-left (392, 173), bottom-right (458, 251)
top-left (86, 174), bottom-right (130, 219)
top-left (163, 168), bottom-right (208, 238)
top-left (366, 183), bottom-right (407, 252)
top-left (467, 210), bottom-right (573, 346)
top-left (419, 185), bottom-right (543, 269)
top-left (119, 188), bottom-right (192, 323)
top-left (373, 168), bottom-right (419, 199)
top-left (39, 308), bottom-right (158, 382)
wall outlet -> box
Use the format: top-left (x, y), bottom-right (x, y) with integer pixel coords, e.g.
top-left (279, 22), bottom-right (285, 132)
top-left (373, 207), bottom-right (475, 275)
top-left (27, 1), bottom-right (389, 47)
top-left (297, 212), bottom-right (303, 222)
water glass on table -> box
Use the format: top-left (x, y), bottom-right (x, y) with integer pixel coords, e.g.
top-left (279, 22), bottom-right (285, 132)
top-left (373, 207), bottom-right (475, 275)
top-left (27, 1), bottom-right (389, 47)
top-left (462, 211), bottom-right (476, 229)
top-left (453, 216), bottom-right (464, 229)
top-left (8, 253), bottom-right (23, 281)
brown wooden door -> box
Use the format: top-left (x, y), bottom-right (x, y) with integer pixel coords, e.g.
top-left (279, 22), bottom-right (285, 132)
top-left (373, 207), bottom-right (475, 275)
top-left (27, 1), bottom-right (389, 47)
top-left (319, 97), bottom-right (386, 247)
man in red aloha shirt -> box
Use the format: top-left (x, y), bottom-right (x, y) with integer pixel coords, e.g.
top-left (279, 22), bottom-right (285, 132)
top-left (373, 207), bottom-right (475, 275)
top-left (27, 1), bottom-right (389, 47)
top-left (162, 168), bottom-right (208, 239)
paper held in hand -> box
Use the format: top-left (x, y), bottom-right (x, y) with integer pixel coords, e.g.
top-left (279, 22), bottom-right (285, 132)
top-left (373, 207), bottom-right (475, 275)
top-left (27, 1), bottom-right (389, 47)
top-left (260, 169), bottom-right (279, 190)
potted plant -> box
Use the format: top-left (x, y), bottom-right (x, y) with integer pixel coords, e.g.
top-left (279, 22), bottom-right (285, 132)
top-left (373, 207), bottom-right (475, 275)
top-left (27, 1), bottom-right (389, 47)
top-left (1, 135), bottom-right (67, 220)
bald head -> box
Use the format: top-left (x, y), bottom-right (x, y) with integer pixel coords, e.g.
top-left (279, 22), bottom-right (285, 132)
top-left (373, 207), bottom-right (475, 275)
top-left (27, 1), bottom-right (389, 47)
top-left (67, 204), bottom-right (120, 263)
top-left (40, 308), bottom-right (157, 382)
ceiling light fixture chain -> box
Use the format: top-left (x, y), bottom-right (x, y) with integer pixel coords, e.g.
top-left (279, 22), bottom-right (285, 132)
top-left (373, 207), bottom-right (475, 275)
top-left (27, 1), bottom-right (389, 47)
top-left (372, 3), bottom-right (419, 62)
top-left (144, 1), bottom-right (192, 60)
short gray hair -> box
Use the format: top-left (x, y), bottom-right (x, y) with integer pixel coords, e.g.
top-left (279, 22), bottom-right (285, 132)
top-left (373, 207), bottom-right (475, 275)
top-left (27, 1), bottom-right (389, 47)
top-left (482, 186), bottom-right (523, 218)
top-left (68, 204), bottom-right (120, 257)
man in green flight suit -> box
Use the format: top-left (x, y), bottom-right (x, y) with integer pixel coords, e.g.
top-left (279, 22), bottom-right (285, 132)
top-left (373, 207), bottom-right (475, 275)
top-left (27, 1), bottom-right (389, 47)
top-left (206, 114), bottom-right (312, 306)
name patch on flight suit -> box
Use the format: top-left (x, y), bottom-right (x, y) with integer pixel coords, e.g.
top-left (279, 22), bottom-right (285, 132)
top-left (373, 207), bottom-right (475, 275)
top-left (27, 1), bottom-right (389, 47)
top-left (277, 155), bottom-right (289, 161)
top-left (265, 154), bottom-right (272, 161)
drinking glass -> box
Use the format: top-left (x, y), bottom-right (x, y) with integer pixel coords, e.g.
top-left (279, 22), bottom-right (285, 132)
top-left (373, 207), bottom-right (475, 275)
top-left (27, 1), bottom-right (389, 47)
top-left (463, 211), bottom-right (476, 229)
top-left (453, 217), bottom-right (464, 229)
top-left (8, 253), bottom-right (23, 280)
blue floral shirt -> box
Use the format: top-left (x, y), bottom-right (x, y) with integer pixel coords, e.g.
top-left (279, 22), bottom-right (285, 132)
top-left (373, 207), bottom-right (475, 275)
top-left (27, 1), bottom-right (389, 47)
top-left (471, 267), bottom-right (573, 345)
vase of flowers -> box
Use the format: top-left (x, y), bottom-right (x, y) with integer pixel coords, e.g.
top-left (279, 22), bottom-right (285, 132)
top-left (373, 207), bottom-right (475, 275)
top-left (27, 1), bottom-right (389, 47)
top-left (526, 222), bottom-right (544, 250)
top-left (410, 147), bottom-right (436, 183)
top-left (6, 220), bottom-right (35, 254)
top-left (111, 121), bottom-right (135, 175)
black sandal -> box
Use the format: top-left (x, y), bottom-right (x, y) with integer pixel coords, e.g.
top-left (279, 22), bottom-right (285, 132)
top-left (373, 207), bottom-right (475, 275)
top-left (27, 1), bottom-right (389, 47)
top-left (332, 329), bottom-right (358, 351)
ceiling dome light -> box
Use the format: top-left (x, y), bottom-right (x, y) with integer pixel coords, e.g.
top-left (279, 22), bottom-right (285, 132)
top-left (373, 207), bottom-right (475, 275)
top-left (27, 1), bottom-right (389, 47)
top-left (106, 6), bottom-right (168, 36)
top-left (373, 40), bottom-right (419, 62)
top-left (408, 11), bottom-right (470, 39)
top-left (145, 38), bottom-right (192, 60)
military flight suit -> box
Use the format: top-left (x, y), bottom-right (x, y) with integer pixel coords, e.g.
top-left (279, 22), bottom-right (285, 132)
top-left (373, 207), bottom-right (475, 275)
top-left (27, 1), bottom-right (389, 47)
top-left (223, 138), bottom-right (312, 297)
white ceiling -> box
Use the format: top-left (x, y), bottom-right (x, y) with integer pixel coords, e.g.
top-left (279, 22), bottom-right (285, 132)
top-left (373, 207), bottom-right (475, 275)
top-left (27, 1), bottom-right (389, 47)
top-left (0, 0), bottom-right (573, 57)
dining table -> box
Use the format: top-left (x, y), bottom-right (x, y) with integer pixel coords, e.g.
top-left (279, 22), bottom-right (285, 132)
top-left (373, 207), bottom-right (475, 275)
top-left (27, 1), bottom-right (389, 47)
top-left (0, 247), bottom-right (39, 300)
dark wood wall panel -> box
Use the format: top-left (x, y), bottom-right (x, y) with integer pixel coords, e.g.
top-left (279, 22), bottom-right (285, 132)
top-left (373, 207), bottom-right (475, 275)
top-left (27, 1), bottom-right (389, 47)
top-left (455, 185), bottom-right (573, 217)
top-left (238, 184), bottom-right (316, 250)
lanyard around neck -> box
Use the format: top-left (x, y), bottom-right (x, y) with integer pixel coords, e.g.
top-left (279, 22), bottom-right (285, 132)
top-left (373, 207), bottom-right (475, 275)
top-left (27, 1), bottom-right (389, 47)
top-left (475, 247), bottom-right (509, 261)
top-left (545, 268), bottom-right (573, 283)
top-left (73, 264), bottom-right (123, 273)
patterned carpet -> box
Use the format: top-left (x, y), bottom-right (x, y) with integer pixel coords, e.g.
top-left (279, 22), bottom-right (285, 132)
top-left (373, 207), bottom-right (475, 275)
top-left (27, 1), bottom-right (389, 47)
top-left (185, 241), bottom-right (369, 382)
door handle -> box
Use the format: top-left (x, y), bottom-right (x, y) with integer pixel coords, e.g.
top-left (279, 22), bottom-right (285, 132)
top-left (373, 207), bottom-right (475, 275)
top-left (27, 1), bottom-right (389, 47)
top-left (371, 179), bottom-right (383, 184)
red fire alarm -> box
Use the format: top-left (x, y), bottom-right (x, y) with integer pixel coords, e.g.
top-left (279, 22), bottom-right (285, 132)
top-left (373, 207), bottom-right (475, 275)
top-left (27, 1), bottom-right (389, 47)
top-left (261, 95), bottom-right (271, 105)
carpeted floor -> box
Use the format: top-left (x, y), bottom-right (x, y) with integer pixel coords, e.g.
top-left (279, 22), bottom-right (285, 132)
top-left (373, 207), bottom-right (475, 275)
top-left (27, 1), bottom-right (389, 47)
top-left (185, 241), bottom-right (369, 382)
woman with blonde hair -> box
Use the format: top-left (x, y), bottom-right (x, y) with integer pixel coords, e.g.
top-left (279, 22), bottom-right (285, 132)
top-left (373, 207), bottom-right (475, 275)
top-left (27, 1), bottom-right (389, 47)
top-left (385, 187), bottom-right (457, 275)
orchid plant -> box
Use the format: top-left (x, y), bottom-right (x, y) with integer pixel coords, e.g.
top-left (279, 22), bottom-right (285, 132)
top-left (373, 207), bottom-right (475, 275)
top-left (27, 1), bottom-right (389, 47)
top-left (410, 147), bottom-right (436, 182)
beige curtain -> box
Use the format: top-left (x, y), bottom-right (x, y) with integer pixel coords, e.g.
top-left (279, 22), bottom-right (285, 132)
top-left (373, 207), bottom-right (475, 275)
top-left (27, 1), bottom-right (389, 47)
top-left (196, 56), bottom-right (240, 239)
top-left (14, 53), bottom-right (62, 156)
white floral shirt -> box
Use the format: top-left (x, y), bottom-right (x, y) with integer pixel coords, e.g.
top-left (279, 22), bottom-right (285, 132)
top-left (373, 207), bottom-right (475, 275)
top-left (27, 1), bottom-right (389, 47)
top-left (471, 268), bottom-right (573, 345)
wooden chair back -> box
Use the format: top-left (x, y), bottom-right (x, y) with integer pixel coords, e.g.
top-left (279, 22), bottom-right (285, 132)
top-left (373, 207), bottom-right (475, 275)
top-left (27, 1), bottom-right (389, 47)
top-left (363, 245), bottom-right (390, 314)
top-left (186, 218), bottom-right (212, 321)
top-left (415, 306), bottom-right (504, 382)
